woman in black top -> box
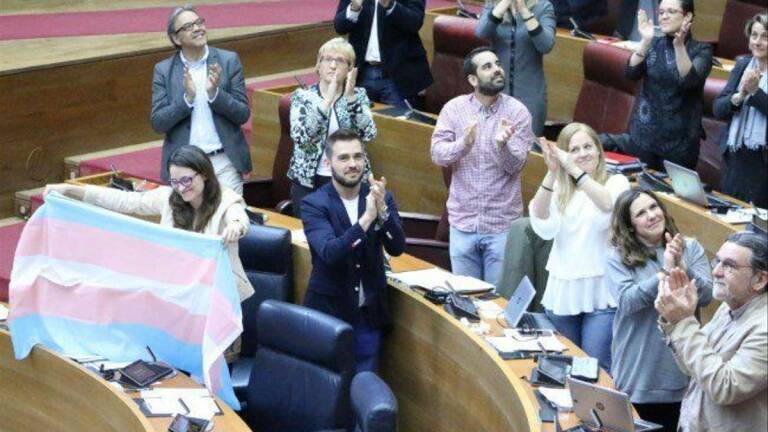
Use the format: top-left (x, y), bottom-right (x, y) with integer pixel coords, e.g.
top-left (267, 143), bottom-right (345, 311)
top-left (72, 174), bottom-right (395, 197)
top-left (713, 13), bottom-right (768, 208)
top-left (624, 0), bottom-right (712, 171)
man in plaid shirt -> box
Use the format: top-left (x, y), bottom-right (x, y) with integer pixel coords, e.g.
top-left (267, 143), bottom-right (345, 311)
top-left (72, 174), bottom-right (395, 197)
top-left (431, 47), bottom-right (536, 287)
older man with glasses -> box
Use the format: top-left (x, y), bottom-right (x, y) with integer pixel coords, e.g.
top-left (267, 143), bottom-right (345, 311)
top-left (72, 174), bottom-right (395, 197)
top-left (655, 231), bottom-right (768, 432)
top-left (151, 5), bottom-right (252, 195)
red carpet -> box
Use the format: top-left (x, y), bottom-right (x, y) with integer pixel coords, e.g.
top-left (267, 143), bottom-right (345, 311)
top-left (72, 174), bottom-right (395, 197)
top-left (0, 0), bottom-right (455, 41)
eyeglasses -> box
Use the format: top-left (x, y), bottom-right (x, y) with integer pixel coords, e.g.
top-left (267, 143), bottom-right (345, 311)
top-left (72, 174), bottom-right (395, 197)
top-left (710, 257), bottom-right (752, 275)
top-left (175, 18), bottom-right (206, 34)
top-left (169, 173), bottom-right (198, 189)
top-left (657, 8), bottom-right (682, 17)
top-left (320, 56), bottom-right (349, 66)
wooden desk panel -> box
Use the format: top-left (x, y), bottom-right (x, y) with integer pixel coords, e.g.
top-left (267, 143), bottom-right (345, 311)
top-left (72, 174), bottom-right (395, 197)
top-left (1, 324), bottom-right (250, 431)
top-left (0, 23), bottom-right (334, 219)
top-left (261, 208), bottom-right (631, 432)
top-left (0, 329), bottom-right (153, 432)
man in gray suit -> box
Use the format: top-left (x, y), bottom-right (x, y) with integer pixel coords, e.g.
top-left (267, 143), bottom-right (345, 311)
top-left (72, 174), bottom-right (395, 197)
top-left (151, 5), bottom-right (252, 195)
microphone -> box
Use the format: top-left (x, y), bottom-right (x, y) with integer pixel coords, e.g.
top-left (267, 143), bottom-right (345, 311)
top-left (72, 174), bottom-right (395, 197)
top-left (569, 17), bottom-right (596, 41)
top-left (456, 0), bottom-right (478, 19)
top-left (294, 75), bottom-right (307, 89)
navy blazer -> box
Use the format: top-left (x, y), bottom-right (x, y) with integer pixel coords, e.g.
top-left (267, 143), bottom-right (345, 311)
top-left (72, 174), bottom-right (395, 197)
top-left (334, 0), bottom-right (433, 98)
top-left (301, 182), bottom-right (405, 329)
top-left (712, 55), bottom-right (768, 155)
top-left (150, 47), bottom-right (252, 181)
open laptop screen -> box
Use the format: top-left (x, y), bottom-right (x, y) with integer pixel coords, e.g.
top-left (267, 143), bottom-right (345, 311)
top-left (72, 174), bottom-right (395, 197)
top-left (504, 276), bottom-right (536, 328)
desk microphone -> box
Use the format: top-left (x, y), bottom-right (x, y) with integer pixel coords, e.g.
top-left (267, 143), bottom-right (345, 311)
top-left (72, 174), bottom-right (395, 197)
top-left (146, 345), bottom-right (157, 362)
top-left (294, 75), bottom-right (307, 89)
top-left (456, 0), bottom-right (478, 19)
top-left (569, 17), bottom-right (597, 41)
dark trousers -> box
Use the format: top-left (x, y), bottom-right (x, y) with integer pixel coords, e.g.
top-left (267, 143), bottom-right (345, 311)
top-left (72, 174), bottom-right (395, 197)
top-left (600, 133), bottom-right (698, 171)
top-left (633, 401), bottom-right (681, 432)
top-left (290, 175), bottom-right (331, 218)
top-left (359, 64), bottom-right (407, 108)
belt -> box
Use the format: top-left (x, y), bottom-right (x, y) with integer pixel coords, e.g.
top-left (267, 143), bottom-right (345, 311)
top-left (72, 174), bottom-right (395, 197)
top-left (206, 148), bottom-right (225, 157)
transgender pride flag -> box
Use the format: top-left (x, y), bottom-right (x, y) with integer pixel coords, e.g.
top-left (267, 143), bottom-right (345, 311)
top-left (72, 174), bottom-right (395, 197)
top-left (8, 192), bottom-right (242, 409)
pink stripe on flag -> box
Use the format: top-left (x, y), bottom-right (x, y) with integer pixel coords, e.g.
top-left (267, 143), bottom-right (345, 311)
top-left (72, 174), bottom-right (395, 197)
top-left (208, 355), bottom-right (226, 395)
top-left (17, 218), bottom-right (216, 287)
top-left (11, 278), bottom-right (206, 345)
top-left (206, 290), bottom-right (241, 346)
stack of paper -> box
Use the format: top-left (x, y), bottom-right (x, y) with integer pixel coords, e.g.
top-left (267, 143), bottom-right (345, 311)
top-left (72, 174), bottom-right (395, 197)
top-left (485, 334), bottom-right (567, 353)
top-left (140, 388), bottom-right (221, 419)
top-left (539, 387), bottom-right (573, 409)
top-left (0, 304), bottom-right (9, 321)
top-left (389, 267), bottom-right (495, 294)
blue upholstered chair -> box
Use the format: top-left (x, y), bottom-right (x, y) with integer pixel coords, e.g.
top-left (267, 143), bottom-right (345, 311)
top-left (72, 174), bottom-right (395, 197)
top-left (351, 372), bottom-right (398, 432)
top-left (244, 300), bottom-right (355, 432)
top-left (230, 223), bottom-right (293, 406)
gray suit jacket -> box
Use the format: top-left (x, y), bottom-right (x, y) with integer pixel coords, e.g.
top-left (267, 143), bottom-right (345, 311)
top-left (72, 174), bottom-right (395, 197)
top-left (150, 46), bottom-right (252, 181)
top-left (476, 0), bottom-right (556, 136)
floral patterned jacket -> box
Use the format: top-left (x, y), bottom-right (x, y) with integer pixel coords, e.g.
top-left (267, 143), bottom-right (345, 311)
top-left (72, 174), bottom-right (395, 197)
top-left (287, 84), bottom-right (377, 188)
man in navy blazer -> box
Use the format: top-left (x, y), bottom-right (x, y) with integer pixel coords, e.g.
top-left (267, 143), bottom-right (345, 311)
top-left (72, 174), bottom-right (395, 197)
top-left (301, 128), bottom-right (405, 372)
top-left (334, 0), bottom-right (433, 107)
top-left (151, 5), bottom-right (252, 194)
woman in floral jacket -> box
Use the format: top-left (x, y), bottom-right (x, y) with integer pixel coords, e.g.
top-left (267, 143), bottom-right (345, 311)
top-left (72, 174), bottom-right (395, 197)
top-left (288, 37), bottom-right (377, 217)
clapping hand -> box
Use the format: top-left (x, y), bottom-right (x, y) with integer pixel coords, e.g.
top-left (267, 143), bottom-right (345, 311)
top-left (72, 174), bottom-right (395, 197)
top-left (540, 138), bottom-right (561, 174)
top-left (637, 10), bottom-right (655, 43)
top-left (655, 268), bottom-right (698, 324)
top-left (183, 67), bottom-right (196, 101)
top-left (663, 232), bottom-right (685, 270)
top-left (673, 16), bottom-right (692, 49)
top-left (494, 119), bottom-right (515, 148)
top-left (344, 67), bottom-right (358, 102)
top-left (741, 68), bottom-right (762, 96)
top-left (206, 63), bottom-right (222, 99)
top-left (378, 0), bottom-right (393, 9)
top-left (462, 121), bottom-right (478, 151)
top-left (368, 174), bottom-right (388, 223)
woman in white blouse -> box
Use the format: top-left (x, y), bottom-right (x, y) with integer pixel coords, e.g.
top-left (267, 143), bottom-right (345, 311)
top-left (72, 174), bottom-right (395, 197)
top-left (529, 123), bottom-right (629, 370)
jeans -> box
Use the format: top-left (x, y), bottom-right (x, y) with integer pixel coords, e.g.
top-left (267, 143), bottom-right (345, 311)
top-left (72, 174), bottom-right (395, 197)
top-left (449, 226), bottom-right (509, 288)
top-left (359, 64), bottom-right (407, 108)
top-left (545, 308), bottom-right (616, 371)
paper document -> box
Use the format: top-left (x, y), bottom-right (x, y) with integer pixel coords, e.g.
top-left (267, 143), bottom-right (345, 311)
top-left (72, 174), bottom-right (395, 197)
top-left (143, 397), bottom-right (188, 416)
top-left (389, 267), bottom-right (495, 294)
top-left (486, 335), bottom-right (566, 353)
top-left (539, 387), bottom-right (573, 410)
top-left (0, 304), bottom-right (8, 321)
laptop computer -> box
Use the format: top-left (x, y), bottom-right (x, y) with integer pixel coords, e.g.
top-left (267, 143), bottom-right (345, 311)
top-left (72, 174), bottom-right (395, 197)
top-left (568, 377), bottom-right (662, 432)
top-left (663, 160), bottom-right (732, 209)
top-left (504, 277), bottom-right (555, 331)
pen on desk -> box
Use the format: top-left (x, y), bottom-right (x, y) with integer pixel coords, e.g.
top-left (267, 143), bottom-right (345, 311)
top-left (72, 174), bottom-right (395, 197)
top-left (537, 340), bottom-right (549, 357)
top-left (178, 398), bottom-right (191, 415)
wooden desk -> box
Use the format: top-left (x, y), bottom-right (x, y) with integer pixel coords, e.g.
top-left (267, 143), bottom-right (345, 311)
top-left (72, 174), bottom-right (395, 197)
top-left (261, 209), bottom-right (622, 432)
top-left (0, 328), bottom-right (250, 432)
top-left (424, 7), bottom-right (733, 122)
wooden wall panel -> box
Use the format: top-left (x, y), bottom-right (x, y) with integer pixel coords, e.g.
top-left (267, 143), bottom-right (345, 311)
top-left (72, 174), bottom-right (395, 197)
top-left (0, 23), bottom-right (334, 218)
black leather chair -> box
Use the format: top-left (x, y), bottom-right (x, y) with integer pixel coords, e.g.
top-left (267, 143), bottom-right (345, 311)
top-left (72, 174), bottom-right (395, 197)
top-left (245, 300), bottom-right (355, 432)
top-left (230, 223), bottom-right (293, 406)
top-left (351, 372), bottom-right (397, 432)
